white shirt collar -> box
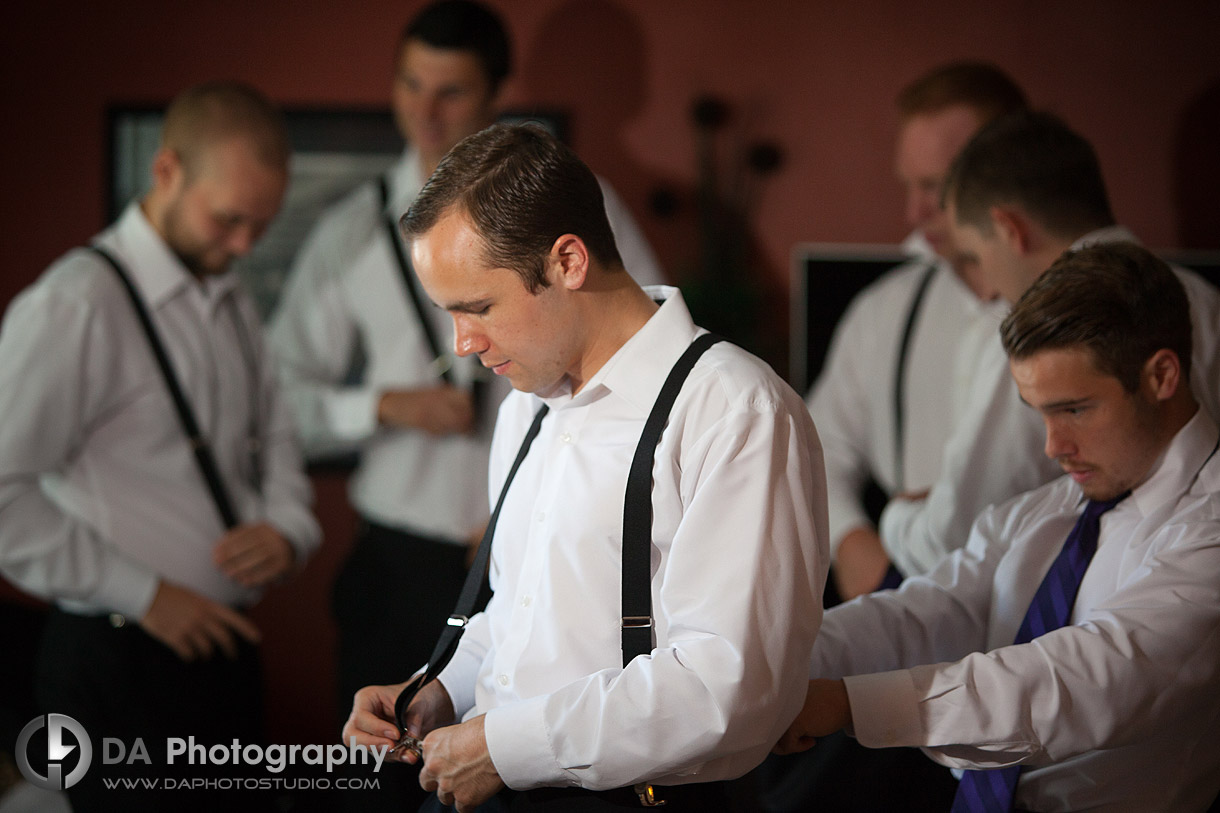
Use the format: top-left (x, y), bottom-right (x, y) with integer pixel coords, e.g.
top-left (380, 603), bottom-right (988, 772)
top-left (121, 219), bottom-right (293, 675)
top-left (108, 202), bottom-right (240, 311)
top-left (902, 229), bottom-right (937, 260)
top-left (388, 145), bottom-right (428, 215)
top-left (1071, 225), bottom-right (1140, 250)
top-left (539, 285), bottom-right (701, 415)
top-left (1126, 408), bottom-right (1219, 517)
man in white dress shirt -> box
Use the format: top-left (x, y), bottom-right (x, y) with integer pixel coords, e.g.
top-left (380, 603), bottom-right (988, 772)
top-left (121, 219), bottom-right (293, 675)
top-left (0, 82), bottom-right (320, 812)
top-left (341, 123), bottom-right (826, 812)
top-left (268, 13), bottom-right (664, 806)
top-left (778, 242), bottom-right (1220, 812)
top-left (808, 61), bottom-right (1026, 603)
top-left (874, 109), bottom-right (1220, 580)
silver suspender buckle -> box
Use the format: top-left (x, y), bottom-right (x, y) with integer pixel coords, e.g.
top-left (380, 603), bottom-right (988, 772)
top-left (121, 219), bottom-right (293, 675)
top-left (446, 614), bottom-right (469, 628)
top-left (621, 616), bottom-right (653, 631)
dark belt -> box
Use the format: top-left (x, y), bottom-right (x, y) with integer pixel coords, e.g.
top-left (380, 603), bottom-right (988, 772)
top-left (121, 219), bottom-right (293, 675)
top-left (516, 780), bottom-right (729, 810)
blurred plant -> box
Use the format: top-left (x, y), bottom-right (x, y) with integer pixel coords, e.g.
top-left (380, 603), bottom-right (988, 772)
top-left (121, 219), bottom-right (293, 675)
top-left (677, 94), bottom-right (784, 354)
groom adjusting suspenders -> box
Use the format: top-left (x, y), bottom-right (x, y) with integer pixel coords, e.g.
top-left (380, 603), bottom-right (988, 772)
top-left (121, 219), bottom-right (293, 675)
top-left (391, 332), bottom-right (723, 807)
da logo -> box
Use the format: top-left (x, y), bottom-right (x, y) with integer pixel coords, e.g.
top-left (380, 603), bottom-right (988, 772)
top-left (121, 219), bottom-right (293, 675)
top-left (16, 714), bottom-right (93, 791)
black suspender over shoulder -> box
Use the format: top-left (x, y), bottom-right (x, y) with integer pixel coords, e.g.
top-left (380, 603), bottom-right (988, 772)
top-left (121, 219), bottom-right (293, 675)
top-left (90, 245), bottom-right (239, 530)
top-left (891, 261), bottom-right (937, 491)
top-left (393, 332), bottom-right (723, 730)
top-left (621, 332), bottom-right (722, 665)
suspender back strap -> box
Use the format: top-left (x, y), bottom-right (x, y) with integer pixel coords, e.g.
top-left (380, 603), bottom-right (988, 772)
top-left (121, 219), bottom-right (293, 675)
top-left (395, 402), bottom-right (550, 730)
top-left (90, 246), bottom-right (239, 530)
top-left (891, 261), bottom-right (937, 491)
top-left (378, 177), bottom-right (452, 386)
top-left (621, 332), bottom-right (722, 666)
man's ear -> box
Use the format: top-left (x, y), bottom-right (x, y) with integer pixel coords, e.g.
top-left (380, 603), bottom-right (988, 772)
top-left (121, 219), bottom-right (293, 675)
top-left (149, 147), bottom-right (184, 196)
top-left (548, 233), bottom-right (590, 291)
top-left (1142, 348), bottom-right (1182, 403)
top-left (989, 206), bottom-right (1032, 255)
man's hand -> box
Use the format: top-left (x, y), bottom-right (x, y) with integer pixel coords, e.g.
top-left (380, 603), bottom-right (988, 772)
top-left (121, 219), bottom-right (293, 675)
top-left (773, 679), bottom-right (852, 755)
top-left (420, 715), bottom-right (504, 812)
top-left (378, 387), bottom-right (475, 435)
top-left (342, 681), bottom-right (409, 757)
top-left (833, 527), bottom-right (891, 600)
top-left (342, 679), bottom-right (455, 765)
top-left (139, 581), bottom-right (260, 661)
top-left (213, 522), bottom-right (296, 587)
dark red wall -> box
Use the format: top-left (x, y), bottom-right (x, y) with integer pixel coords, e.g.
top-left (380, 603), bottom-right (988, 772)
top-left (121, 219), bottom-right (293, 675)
top-left (3, 0), bottom-right (1219, 745)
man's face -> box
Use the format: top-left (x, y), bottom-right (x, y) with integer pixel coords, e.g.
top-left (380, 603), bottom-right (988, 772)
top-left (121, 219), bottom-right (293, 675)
top-left (1011, 347), bottom-right (1162, 501)
top-left (410, 208), bottom-right (578, 395)
top-left (946, 203), bottom-right (1033, 304)
top-left (159, 140), bottom-right (286, 277)
top-left (392, 39), bottom-right (498, 173)
top-left (895, 104), bottom-right (983, 257)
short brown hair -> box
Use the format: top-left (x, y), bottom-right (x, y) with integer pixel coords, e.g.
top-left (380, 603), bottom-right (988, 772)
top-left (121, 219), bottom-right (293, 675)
top-left (944, 109), bottom-right (1115, 238)
top-left (161, 81), bottom-right (290, 176)
top-left (401, 123), bottom-right (623, 292)
top-left (897, 61), bottom-right (1027, 124)
top-left (401, 0), bottom-right (511, 93)
top-left (1000, 242), bottom-right (1192, 392)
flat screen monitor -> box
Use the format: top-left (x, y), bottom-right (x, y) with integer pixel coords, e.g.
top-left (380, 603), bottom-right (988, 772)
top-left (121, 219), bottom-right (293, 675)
top-left (790, 242), bottom-right (908, 394)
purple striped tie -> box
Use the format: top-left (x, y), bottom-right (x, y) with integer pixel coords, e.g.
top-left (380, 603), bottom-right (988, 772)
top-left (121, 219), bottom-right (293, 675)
top-left (949, 491), bottom-right (1129, 813)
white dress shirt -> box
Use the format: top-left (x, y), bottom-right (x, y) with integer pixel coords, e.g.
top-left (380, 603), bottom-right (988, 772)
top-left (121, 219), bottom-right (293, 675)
top-left (880, 226), bottom-right (1220, 575)
top-left (268, 147), bottom-right (666, 541)
top-left (0, 204), bottom-right (320, 619)
top-left (807, 231), bottom-right (1003, 553)
top-left (813, 409), bottom-right (1220, 812)
top-left (437, 288), bottom-right (828, 791)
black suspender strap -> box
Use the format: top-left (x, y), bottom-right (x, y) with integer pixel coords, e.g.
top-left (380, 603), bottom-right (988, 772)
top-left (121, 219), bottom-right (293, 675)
top-left (380, 177), bottom-right (487, 417)
top-left (378, 176), bottom-right (452, 386)
top-left (90, 246), bottom-right (240, 530)
top-left (621, 332), bottom-right (722, 666)
top-left (891, 261), bottom-right (937, 491)
top-left (395, 402), bottom-right (549, 729)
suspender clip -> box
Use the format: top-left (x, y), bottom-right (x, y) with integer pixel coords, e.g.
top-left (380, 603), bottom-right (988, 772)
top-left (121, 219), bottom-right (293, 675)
top-left (633, 783), bottom-right (667, 806)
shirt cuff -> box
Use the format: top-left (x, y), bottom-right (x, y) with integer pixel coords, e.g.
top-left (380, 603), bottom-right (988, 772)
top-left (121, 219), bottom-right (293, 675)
top-left (324, 387), bottom-right (381, 441)
top-left (483, 695), bottom-right (568, 790)
top-left (94, 555), bottom-right (161, 620)
top-left (843, 670), bottom-right (924, 749)
top-left (264, 505), bottom-right (322, 566)
top-left (437, 663), bottom-right (478, 723)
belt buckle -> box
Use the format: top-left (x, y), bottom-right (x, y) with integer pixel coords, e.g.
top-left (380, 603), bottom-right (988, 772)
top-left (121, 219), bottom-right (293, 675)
top-left (633, 783), bottom-right (666, 807)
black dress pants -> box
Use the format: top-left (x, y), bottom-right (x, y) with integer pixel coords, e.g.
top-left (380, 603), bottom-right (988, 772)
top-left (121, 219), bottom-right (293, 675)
top-left (35, 608), bottom-right (267, 813)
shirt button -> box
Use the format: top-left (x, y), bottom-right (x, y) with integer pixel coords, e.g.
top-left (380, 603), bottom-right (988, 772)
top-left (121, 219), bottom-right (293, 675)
top-left (498, 674), bottom-right (510, 687)
top-left (521, 595), bottom-right (532, 607)
top-left (560, 432), bottom-right (573, 443)
top-left (537, 512), bottom-right (546, 523)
